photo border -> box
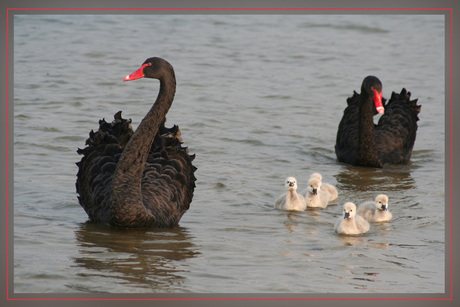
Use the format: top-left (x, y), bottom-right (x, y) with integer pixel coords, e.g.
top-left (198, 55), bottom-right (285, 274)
top-left (1, 0), bottom-right (457, 306)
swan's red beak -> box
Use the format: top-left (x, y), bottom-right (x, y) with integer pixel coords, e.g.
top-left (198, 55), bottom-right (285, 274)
top-left (123, 63), bottom-right (151, 81)
top-left (372, 88), bottom-right (384, 114)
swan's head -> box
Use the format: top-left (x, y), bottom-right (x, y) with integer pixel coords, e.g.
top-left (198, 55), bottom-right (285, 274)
top-left (343, 202), bottom-right (357, 219)
top-left (124, 57), bottom-right (174, 81)
top-left (375, 194), bottom-right (389, 211)
top-left (362, 75), bottom-right (384, 114)
top-left (284, 177), bottom-right (298, 191)
top-left (310, 172), bottom-right (323, 181)
top-left (307, 177), bottom-right (321, 195)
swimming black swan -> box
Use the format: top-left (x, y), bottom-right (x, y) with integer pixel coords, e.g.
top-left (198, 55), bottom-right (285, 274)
top-left (76, 57), bottom-right (197, 228)
top-left (335, 76), bottom-right (421, 168)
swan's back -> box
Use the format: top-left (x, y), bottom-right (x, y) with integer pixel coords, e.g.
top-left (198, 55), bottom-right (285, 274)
top-left (322, 183), bottom-right (338, 202)
top-left (375, 89), bottom-right (421, 164)
top-left (274, 193), bottom-right (287, 210)
top-left (76, 111), bottom-right (132, 222)
top-left (139, 143), bottom-right (196, 227)
top-left (76, 111), bottom-right (197, 227)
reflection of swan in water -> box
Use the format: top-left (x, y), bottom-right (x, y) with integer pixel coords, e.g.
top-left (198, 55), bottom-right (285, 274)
top-left (334, 165), bottom-right (416, 193)
top-left (337, 235), bottom-right (390, 249)
top-left (73, 223), bottom-right (198, 292)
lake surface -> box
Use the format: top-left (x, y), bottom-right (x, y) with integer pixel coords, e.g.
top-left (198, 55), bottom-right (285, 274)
top-left (12, 14), bottom-right (446, 294)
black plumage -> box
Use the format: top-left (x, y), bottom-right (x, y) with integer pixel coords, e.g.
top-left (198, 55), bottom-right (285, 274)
top-left (335, 76), bottom-right (421, 168)
top-left (76, 57), bottom-right (196, 228)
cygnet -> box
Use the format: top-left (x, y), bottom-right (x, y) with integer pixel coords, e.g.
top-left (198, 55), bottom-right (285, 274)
top-left (275, 177), bottom-right (306, 211)
top-left (357, 194), bottom-right (392, 222)
top-left (335, 202), bottom-right (370, 235)
top-left (303, 177), bottom-right (337, 208)
top-left (306, 173), bottom-right (338, 202)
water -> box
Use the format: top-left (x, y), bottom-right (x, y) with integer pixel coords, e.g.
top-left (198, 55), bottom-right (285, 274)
top-left (13, 14), bottom-right (446, 294)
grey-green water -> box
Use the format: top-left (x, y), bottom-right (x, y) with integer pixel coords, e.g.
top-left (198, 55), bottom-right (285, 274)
top-left (13, 14), bottom-right (445, 293)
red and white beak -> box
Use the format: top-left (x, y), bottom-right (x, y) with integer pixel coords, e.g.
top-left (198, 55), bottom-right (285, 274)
top-left (372, 88), bottom-right (384, 114)
top-left (123, 62), bottom-right (151, 81)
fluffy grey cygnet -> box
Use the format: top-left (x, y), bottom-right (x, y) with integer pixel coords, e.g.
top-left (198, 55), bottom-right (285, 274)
top-left (357, 194), bottom-right (392, 222)
top-left (335, 202), bottom-right (370, 235)
top-left (303, 176), bottom-right (338, 208)
top-left (275, 177), bottom-right (307, 211)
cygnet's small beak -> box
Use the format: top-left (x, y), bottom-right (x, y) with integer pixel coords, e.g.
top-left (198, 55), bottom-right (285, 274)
top-left (312, 188), bottom-right (318, 195)
top-left (381, 204), bottom-right (388, 211)
top-left (344, 212), bottom-right (350, 219)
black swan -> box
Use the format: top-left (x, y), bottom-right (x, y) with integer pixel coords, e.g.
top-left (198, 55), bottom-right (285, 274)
top-left (76, 57), bottom-right (197, 228)
top-left (335, 76), bottom-right (421, 168)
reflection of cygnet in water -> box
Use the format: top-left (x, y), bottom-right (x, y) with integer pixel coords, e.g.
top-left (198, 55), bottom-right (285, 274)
top-left (275, 177), bottom-right (307, 211)
top-left (335, 202), bottom-right (370, 235)
top-left (303, 177), bottom-right (338, 208)
top-left (357, 194), bottom-right (392, 222)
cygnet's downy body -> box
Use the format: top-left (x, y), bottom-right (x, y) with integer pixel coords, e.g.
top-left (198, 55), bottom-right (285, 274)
top-left (357, 194), bottom-right (392, 222)
top-left (275, 177), bottom-right (307, 211)
top-left (335, 202), bottom-right (370, 235)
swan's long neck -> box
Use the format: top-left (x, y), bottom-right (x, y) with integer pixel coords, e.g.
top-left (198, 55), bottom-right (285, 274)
top-left (287, 189), bottom-right (298, 202)
top-left (356, 90), bottom-right (382, 167)
top-left (111, 70), bottom-right (176, 220)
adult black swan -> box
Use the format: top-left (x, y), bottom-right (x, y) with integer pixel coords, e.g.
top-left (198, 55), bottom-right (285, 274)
top-left (76, 57), bottom-right (197, 228)
top-left (335, 76), bottom-right (421, 168)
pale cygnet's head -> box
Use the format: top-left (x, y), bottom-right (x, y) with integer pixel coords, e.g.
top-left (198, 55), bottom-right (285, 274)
top-left (375, 194), bottom-right (389, 211)
top-left (310, 172), bottom-right (323, 181)
top-left (343, 202), bottom-right (357, 219)
top-left (307, 177), bottom-right (322, 195)
top-left (285, 177), bottom-right (298, 191)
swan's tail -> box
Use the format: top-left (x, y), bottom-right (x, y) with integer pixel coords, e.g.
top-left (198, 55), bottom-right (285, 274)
top-left (77, 111), bottom-right (133, 157)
